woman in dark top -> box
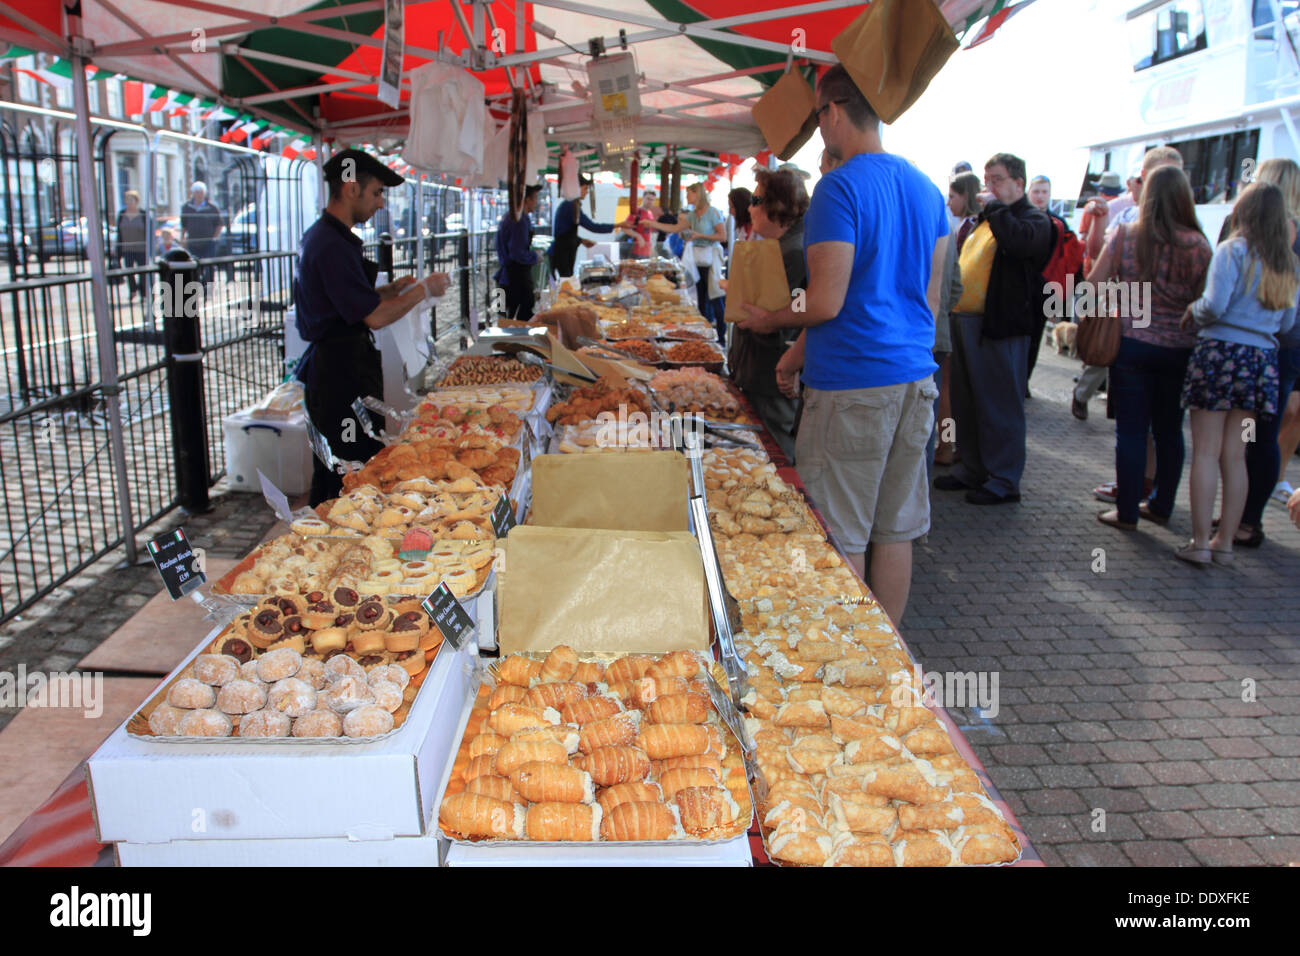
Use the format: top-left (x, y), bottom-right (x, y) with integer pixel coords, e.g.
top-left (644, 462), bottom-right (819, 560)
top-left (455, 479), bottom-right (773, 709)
top-left (727, 168), bottom-right (808, 463)
top-left (116, 189), bottom-right (151, 300)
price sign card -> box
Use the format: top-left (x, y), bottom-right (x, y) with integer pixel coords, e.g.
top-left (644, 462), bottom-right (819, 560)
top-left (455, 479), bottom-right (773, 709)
top-left (490, 493), bottom-right (516, 537)
top-left (421, 581), bottom-right (475, 649)
top-left (257, 469), bottom-right (293, 523)
top-left (147, 527), bottom-right (205, 600)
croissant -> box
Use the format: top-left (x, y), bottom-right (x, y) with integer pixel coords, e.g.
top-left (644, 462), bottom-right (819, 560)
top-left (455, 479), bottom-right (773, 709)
top-left (653, 754), bottom-right (724, 778)
top-left (561, 695), bottom-right (621, 724)
top-left (487, 702), bottom-right (560, 737)
top-left (488, 684), bottom-right (528, 710)
top-left (604, 655), bottom-right (656, 685)
top-left (673, 786), bottom-right (737, 835)
top-left (524, 801), bottom-right (602, 841)
top-left (439, 793), bottom-right (524, 839)
top-left (646, 650), bottom-right (702, 680)
top-left (658, 766), bottom-right (721, 800)
top-left (636, 724), bottom-right (711, 760)
top-left (574, 746), bottom-right (651, 786)
top-left (464, 754), bottom-right (497, 781)
top-left (645, 692), bottom-right (711, 725)
top-left (596, 781), bottom-right (663, 815)
top-left (495, 654), bottom-right (543, 687)
top-left (465, 774), bottom-right (521, 803)
top-left (601, 801), bottom-right (677, 841)
top-left (468, 732), bottom-right (509, 759)
top-left (539, 644), bottom-right (579, 682)
top-left (509, 761), bottom-right (595, 804)
top-left (577, 712), bottom-right (641, 753)
top-left (510, 724), bottom-right (580, 754)
top-left (572, 660), bottom-right (606, 684)
top-left (493, 738), bottom-right (569, 776)
top-left (524, 681), bottom-right (588, 711)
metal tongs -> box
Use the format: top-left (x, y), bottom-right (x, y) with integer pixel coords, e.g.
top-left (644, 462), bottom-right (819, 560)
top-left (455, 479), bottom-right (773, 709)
top-left (688, 496), bottom-right (749, 708)
top-left (575, 335), bottom-right (653, 365)
top-left (514, 348), bottom-right (598, 383)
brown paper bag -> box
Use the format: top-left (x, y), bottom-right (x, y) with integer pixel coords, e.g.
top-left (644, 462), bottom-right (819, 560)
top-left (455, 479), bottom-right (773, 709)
top-left (723, 239), bottom-right (792, 322)
top-left (751, 70), bottom-right (818, 161)
top-left (577, 352), bottom-right (655, 382)
top-left (831, 0), bottom-right (958, 124)
top-left (499, 525), bottom-right (709, 654)
top-left (531, 452), bottom-right (689, 532)
top-left (532, 305), bottom-right (598, 349)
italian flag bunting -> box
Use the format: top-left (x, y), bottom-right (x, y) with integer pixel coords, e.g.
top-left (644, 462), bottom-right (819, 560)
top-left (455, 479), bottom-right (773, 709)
top-left (123, 79), bottom-right (145, 118)
top-left (220, 116), bottom-right (261, 144)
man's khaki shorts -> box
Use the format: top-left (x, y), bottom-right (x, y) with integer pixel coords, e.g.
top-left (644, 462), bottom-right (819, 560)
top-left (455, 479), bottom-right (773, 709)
top-left (795, 378), bottom-right (937, 552)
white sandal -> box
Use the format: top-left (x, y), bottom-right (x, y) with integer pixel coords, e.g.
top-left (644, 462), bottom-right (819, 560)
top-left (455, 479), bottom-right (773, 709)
top-left (1174, 541), bottom-right (1211, 565)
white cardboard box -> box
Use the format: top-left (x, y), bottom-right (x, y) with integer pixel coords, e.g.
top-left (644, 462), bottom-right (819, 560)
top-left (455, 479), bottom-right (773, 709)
top-left (116, 830), bottom-right (444, 867)
top-left (443, 836), bottom-right (752, 867)
top-left (87, 631), bottom-right (478, 846)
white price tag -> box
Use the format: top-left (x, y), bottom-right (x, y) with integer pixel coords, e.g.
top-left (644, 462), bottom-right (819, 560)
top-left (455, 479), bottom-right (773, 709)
top-left (257, 469), bottom-right (293, 523)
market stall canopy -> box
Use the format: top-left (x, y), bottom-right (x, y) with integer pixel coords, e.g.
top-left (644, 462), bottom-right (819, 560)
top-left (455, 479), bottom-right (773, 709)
top-left (1, 0), bottom-right (1028, 161)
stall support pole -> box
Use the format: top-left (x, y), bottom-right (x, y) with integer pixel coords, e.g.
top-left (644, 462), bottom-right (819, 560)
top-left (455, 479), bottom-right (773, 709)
top-left (70, 36), bottom-right (139, 562)
top-left (157, 256), bottom-right (212, 512)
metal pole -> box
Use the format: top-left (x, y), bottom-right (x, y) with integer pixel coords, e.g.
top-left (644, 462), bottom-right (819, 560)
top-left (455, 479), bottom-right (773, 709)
top-left (70, 34), bottom-right (139, 563)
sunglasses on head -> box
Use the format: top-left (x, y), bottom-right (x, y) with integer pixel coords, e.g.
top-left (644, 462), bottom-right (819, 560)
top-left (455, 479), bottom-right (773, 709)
top-left (749, 194), bottom-right (764, 207)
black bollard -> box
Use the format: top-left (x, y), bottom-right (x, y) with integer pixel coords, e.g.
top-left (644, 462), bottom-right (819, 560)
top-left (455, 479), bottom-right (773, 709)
top-left (156, 252), bottom-right (212, 513)
top-left (378, 231), bottom-right (394, 280)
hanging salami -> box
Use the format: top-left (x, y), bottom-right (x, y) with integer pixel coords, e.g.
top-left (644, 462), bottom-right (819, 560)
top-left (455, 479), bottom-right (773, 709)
top-left (507, 89), bottom-right (528, 220)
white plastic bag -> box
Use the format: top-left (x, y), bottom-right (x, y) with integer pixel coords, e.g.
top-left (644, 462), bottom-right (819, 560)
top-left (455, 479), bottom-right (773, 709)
top-left (559, 146), bottom-right (580, 200)
top-left (404, 62), bottom-right (486, 176)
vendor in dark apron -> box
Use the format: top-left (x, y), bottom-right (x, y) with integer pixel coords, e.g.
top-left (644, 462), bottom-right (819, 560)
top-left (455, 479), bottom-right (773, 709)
top-left (494, 183), bottom-right (542, 321)
top-left (548, 174), bottom-right (616, 279)
top-left (294, 148), bottom-right (450, 505)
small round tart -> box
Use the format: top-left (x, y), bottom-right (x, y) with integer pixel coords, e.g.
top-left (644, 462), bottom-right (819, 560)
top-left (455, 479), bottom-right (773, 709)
top-left (301, 600), bottom-right (337, 630)
top-left (393, 648), bottom-right (427, 677)
top-left (428, 549), bottom-right (461, 567)
top-left (291, 516), bottom-right (331, 536)
top-left (268, 594), bottom-right (305, 617)
top-left (332, 586), bottom-right (361, 610)
top-left (310, 627), bottom-right (349, 654)
top-left (441, 567), bottom-right (476, 598)
top-left (355, 653), bottom-right (394, 674)
top-left (280, 614), bottom-right (308, 637)
top-left (355, 601), bottom-right (391, 631)
top-left (354, 580), bottom-right (392, 597)
top-left (400, 560), bottom-right (437, 577)
top-left (267, 634), bottom-right (306, 655)
top-left (351, 629), bottom-right (387, 654)
top-left (218, 636), bottom-right (254, 665)
top-left (248, 608), bottom-right (285, 649)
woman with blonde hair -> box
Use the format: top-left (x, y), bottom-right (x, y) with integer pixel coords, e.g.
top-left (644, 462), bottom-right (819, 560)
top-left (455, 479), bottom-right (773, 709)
top-left (1233, 157), bottom-right (1300, 546)
top-left (948, 171), bottom-right (983, 254)
top-left (653, 181), bottom-right (726, 336)
top-left (1178, 181), bottom-right (1299, 564)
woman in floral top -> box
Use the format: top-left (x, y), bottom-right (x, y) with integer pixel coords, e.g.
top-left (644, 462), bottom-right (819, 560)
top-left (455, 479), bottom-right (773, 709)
top-left (1092, 165), bottom-right (1212, 531)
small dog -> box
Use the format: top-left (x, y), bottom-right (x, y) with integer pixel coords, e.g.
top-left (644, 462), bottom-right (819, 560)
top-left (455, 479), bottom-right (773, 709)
top-left (1051, 321), bottom-right (1078, 358)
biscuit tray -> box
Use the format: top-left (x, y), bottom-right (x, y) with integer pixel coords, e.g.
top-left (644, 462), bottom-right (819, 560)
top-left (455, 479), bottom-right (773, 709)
top-left (125, 626), bottom-right (451, 746)
top-left (434, 651), bottom-right (756, 847)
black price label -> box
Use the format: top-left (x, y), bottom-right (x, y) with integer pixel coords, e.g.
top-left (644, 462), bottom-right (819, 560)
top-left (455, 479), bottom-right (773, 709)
top-left (490, 493), bottom-right (516, 537)
top-left (147, 527), bottom-right (205, 600)
top-left (421, 582), bottom-right (475, 649)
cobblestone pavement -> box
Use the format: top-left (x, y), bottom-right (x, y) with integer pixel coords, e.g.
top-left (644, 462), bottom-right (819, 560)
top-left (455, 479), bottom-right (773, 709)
top-left (907, 347), bottom-right (1300, 867)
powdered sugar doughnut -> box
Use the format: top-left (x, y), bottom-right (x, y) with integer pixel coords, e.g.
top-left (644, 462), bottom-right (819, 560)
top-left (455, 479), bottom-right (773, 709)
top-left (368, 679), bottom-right (403, 714)
top-left (267, 677), bottom-right (317, 717)
top-left (371, 664), bottom-right (410, 690)
top-left (177, 708), bottom-right (232, 737)
top-left (215, 678), bottom-right (268, 715)
top-left (148, 702), bottom-right (186, 736)
top-left (297, 658), bottom-right (328, 690)
top-left (292, 709), bottom-right (342, 738)
top-left (167, 678), bottom-right (215, 710)
top-left (256, 647), bottom-right (302, 682)
top-left (323, 675), bottom-right (375, 714)
top-left (238, 709), bottom-right (291, 738)
top-left (239, 660), bottom-right (265, 684)
top-left (343, 704), bottom-right (394, 738)
top-left (193, 654), bottom-right (241, 686)
top-left (324, 654), bottom-right (367, 683)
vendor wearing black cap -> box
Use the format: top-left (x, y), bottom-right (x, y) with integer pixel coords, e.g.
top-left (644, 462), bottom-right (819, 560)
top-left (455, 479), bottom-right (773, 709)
top-left (494, 183), bottom-right (542, 321)
top-left (548, 174), bottom-right (616, 279)
top-left (294, 148), bottom-right (450, 504)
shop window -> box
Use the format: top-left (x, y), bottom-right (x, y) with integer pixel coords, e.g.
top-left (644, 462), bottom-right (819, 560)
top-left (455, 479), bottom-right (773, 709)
top-left (1167, 129), bottom-right (1259, 203)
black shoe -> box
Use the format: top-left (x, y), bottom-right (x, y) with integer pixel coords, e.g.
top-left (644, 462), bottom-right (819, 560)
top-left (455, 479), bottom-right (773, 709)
top-left (1072, 397), bottom-right (1088, 420)
top-left (934, 474), bottom-right (969, 491)
top-left (965, 488), bottom-right (1021, 505)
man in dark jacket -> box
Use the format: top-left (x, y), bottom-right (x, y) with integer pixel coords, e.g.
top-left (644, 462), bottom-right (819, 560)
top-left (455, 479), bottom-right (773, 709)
top-left (935, 152), bottom-right (1051, 504)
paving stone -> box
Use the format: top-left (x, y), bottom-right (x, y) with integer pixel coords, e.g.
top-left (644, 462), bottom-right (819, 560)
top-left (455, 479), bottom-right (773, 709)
top-left (1194, 783), bottom-right (1268, 809)
top-left (1184, 838), bottom-right (1267, 867)
top-left (1139, 786), bottom-right (1210, 812)
top-left (1243, 835), bottom-right (1300, 866)
top-left (1147, 761), bottom-right (1214, 785)
top-left (1132, 811), bottom-right (1207, 840)
top-left (1119, 841), bottom-right (1202, 866)
top-left (1056, 842), bottom-right (1133, 867)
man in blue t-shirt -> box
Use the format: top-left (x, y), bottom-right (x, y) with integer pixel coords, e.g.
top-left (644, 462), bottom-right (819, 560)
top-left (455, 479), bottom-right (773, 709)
top-left (737, 64), bottom-right (948, 625)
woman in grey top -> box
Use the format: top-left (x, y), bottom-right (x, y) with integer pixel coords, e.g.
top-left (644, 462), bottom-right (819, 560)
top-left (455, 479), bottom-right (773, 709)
top-left (115, 189), bottom-right (151, 300)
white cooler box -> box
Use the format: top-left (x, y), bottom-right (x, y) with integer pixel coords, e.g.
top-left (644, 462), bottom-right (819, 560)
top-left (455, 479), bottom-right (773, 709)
top-left (223, 408), bottom-right (313, 496)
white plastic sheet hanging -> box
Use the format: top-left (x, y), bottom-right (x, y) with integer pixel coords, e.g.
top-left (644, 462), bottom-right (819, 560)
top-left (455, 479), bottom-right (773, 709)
top-left (403, 61), bottom-right (486, 176)
top-left (559, 146), bottom-right (580, 200)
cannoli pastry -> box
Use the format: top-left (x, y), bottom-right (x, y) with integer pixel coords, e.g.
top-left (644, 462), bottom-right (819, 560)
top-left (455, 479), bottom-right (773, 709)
top-left (604, 655), bottom-right (656, 685)
top-left (596, 782), bottom-right (663, 815)
top-left (647, 650), bottom-right (702, 680)
top-left (658, 766), bottom-right (722, 801)
top-left (523, 681), bottom-right (588, 711)
top-left (893, 831), bottom-right (953, 867)
top-left (487, 702), bottom-right (561, 736)
top-left (784, 683), bottom-right (823, 704)
top-left (822, 662), bottom-right (889, 687)
top-left (488, 684), bottom-right (528, 711)
top-left (740, 689), bottom-right (778, 720)
top-left (525, 801), bottom-right (602, 841)
top-left (495, 654), bottom-right (543, 687)
top-left (509, 762), bottom-right (595, 804)
top-left (772, 696), bottom-right (829, 729)
top-left (767, 820), bottom-right (834, 866)
top-left (601, 801), bottom-right (678, 841)
top-left (609, 676), bottom-right (689, 708)
top-left (762, 794), bottom-right (825, 830)
top-left (439, 793), bottom-right (526, 839)
top-left (561, 694), bottom-right (621, 725)
top-left (653, 754), bottom-right (724, 778)
top-left (635, 724), bottom-right (712, 760)
top-left (827, 791), bottom-right (899, 834)
top-left (821, 685), bottom-right (869, 719)
top-left (464, 753), bottom-right (499, 782)
top-left (468, 732), bottom-right (509, 759)
top-left (465, 774), bottom-right (520, 803)
top-left (575, 746), bottom-right (652, 786)
top-left (509, 724), bottom-right (581, 753)
top-left (884, 705), bottom-right (937, 736)
top-left (674, 786), bottom-right (739, 836)
top-left (572, 660), bottom-right (605, 684)
top-left (577, 712), bottom-right (641, 753)
top-left (902, 724), bottom-right (955, 756)
top-left (830, 714), bottom-right (887, 744)
top-left (862, 768), bottom-right (949, 806)
top-left (825, 831), bottom-right (894, 867)
top-left (493, 738), bottom-right (569, 776)
top-left (785, 734), bottom-right (843, 774)
top-left (539, 644), bottom-right (579, 682)
top-left (644, 692), bottom-right (711, 725)
top-left (843, 730), bottom-right (905, 765)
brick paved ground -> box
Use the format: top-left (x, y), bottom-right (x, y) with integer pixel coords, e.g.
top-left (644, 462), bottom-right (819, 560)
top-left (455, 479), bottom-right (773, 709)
top-left (907, 346), bottom-right (1300, 867)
